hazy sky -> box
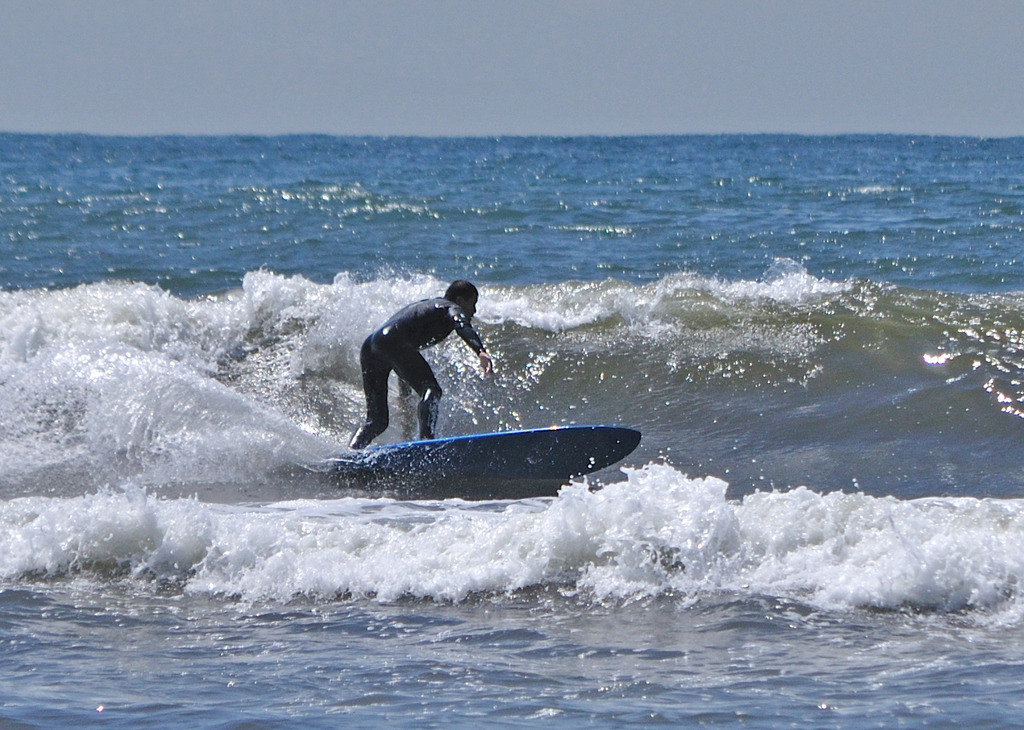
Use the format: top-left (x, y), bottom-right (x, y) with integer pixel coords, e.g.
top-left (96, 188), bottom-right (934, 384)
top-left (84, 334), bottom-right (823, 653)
top-left (2, 0), bottom-right (1023, 136)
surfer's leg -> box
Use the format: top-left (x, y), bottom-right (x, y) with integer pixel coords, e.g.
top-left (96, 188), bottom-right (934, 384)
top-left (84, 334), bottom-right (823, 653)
top-left (349, 339), bottom-right (391, 449)
top-left (395, 377), bottom-right (418, 441)
top-left (391, 349), bottom-right (443, 441)
top-left (417, 387), bottom-right (441, 441)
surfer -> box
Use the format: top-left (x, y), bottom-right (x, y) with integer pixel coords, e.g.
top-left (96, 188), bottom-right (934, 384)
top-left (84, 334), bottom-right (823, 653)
top-left (349, 280), bottom-right (494, 449)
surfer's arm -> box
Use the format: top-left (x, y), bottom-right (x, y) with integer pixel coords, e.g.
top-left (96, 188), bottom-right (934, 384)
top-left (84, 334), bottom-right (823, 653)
top-left (449, 305), bottom-right (492, 376)
top-left (460, 330), bottom-right (492, 376)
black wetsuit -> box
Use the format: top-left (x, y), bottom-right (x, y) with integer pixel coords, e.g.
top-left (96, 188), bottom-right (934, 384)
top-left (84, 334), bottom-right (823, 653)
top-left (349, 298), bottom-right (486, 449)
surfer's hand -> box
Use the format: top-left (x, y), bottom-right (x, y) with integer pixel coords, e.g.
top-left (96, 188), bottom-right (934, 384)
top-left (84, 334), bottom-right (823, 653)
top-left (478, 350), bottom-right (493, 377)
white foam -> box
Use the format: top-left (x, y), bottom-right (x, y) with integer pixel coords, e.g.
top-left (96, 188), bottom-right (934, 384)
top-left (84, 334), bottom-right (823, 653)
top-left (0, 280), bottom-right (236, 365)
top-left (478, 260), bottom-right (848, 335)
top-left (5, 464), bottom-right (1024, 620)
top-left (0, 278), bottom-right (336, 485)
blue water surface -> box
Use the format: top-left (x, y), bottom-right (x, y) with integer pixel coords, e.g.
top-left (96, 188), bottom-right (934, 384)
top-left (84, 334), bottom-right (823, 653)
top-left (3, 134), bottom-right (1023, 295)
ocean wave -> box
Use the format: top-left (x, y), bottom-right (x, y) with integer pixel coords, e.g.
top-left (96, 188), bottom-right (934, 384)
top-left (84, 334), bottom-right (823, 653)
top-left (2, 263), bottom-right (848, 399)
top-left (3, 465), bottom-right (1024, 620)
top-left (4, 268), bottom-right (1024, 503)
top-left (0, 263), bottom-right (863, 366)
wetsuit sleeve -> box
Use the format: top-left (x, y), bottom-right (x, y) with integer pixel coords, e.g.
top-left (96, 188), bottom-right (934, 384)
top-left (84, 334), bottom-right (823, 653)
top-left (450, 307), bottom-right (486, 354)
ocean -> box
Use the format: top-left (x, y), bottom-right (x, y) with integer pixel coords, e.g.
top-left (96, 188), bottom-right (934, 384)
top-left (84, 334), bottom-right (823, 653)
top-left (2, 133), bottom-right (1024, 727)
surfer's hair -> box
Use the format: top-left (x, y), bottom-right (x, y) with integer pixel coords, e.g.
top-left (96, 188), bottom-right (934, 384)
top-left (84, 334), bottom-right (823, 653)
top-left (445, 280), bottom-right (478, 302)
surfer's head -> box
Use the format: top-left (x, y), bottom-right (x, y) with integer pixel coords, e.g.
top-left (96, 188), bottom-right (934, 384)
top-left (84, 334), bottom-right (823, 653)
top-left (445, 280), bottom-right (479, 317)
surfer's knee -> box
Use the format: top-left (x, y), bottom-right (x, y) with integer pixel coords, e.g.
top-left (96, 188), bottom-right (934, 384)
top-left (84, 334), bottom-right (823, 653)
top-left (422, 385), bottom-right (442, 404)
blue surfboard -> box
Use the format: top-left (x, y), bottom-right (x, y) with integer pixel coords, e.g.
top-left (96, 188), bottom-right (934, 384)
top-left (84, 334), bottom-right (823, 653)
top-left (323, 425), bottom-right (641, 500)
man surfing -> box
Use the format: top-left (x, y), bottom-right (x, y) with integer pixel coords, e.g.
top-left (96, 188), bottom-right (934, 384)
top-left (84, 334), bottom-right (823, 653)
top-left (349, 280), bottom-right (493, 450)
